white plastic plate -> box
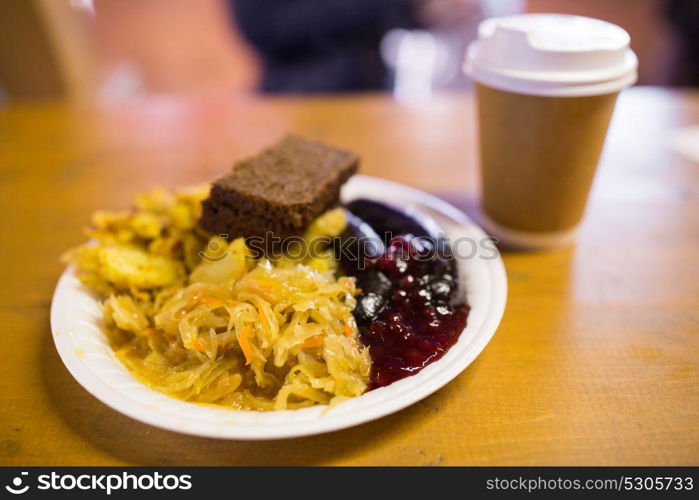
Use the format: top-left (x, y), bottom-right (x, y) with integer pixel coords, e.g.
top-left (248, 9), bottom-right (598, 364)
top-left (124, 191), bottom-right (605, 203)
top-left (51, 175), bottom-right (507, 440)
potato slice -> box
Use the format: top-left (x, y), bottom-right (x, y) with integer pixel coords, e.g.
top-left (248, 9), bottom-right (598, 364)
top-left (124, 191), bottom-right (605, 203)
top-left (98, 246), bottom-right (182, 289)
top-left (189, 237), bottom-right (252, 284)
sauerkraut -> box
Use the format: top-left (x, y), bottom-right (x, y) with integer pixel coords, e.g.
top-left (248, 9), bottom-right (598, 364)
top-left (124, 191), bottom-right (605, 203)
top-left (65, 186), bottom-right (370, 410)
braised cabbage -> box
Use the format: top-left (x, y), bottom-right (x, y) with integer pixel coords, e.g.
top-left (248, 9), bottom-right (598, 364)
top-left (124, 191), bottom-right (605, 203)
top-left (65, 187), bottom-right (369, 410)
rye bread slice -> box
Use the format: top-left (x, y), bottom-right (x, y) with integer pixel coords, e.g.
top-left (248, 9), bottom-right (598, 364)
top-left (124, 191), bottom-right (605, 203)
top-left (200, 136), bottom-right (359, 239)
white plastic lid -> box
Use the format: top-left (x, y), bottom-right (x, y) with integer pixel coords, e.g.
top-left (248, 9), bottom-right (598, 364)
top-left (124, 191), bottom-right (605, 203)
top-left (464, 14), bottom-right (638, 97)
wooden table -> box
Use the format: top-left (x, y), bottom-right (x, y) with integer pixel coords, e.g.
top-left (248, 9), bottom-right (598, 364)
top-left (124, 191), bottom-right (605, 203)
top-left (1, 88), bottom-right (698, 466)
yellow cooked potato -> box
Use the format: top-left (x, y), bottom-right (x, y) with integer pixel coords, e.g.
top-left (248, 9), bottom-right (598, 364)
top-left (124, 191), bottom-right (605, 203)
top-left (303, 207), bottom-right (346, 242)
top-left (131, 212), bottom-right (163, 239)
top-left (98, 246), bottom-right (182, 289)
top-left (189, 237), bottom-right (253, 284)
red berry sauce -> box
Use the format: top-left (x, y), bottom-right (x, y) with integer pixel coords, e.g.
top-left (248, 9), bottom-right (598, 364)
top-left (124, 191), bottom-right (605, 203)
top-left (358, 236), bottom-right (470, 389)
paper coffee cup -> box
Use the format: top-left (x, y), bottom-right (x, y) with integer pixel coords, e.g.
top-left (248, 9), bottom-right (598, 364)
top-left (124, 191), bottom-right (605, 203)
top-left (464, 14), bottom-right (638, 249)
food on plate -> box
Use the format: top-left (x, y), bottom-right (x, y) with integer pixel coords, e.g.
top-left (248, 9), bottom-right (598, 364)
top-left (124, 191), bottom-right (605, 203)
top-left (118, 260), bottom-right (369, 411)
top-left (344, 199), bottom-right (459, 319)
top-left (354, 235), bottom-right (469, 388)
top-left (347, 199), bottom-right (449, 248)
top-left (346, 198), bottom-right (458, 291)
top-left (64, 136), bottom-right (469, 411)
top-left (67, 187), bottom-right (369, 410)
top-left (200, 135), bottom-right (358, 240)
top-left (333, 209), bottom-right (385, 278)
top-left (341, 200), bottom-right (466, 388)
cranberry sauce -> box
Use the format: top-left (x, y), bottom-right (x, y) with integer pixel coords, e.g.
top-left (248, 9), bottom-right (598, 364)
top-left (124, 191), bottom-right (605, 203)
top-left (357, 236), bottom-right (470, 389)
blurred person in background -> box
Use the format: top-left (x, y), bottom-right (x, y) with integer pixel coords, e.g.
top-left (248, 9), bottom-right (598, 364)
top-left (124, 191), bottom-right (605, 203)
top-left (230, 0), bottom-right (503, 93)
top-left (2, 0), bottom-right (698, 103)
top-left (666, 0), bottom-right (699, 85)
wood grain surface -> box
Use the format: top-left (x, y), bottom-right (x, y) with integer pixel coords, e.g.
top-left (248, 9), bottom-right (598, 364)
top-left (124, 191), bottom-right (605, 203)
top-left (0, 88), bottom-right (698, 465)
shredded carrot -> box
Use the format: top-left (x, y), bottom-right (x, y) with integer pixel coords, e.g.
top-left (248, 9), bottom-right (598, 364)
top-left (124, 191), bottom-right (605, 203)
top-left (141, 328), bottom-right (160, 336)
top-left (238, 325), bottom-right (253, 365)
top-left (191, 338), bottom-right (206, 352)
top-left (183, 299), bottom-right (199, 311)
top-left (301, 336), bottom-right (325, 349)
top-left (179, 294), bottom-right (224, 316)
top-left (201, 295), bottom-right (223, 308)
top-left (256, 305), bottom-right (269, 329)
top-left (177, 301), bottom-right (197, 319)
top-left (343, 324), bottom-right (354, 337)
